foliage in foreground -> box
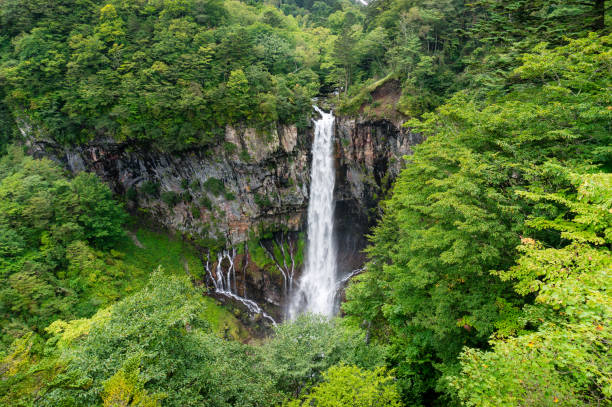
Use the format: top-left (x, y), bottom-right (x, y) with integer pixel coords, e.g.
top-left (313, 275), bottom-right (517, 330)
top-left (0, 273), bottom-right (388, 406)
top-left (286, 364), bottom-right (402, 407)
top-left (344, 33), bottom-right (611, 405)
top-left (38, 272), bottom-right (280, 407)
top-left (262, 313), bottom-right (385, 398)
top-left (0, 146), bottom-right (132, 347)
top-left (449, 172), bottom-right (612, 406)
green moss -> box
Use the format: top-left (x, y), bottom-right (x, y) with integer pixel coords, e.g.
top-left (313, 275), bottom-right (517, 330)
top-left (203, 178), bottom-right (226, 196)
top-left (121, 227), bottom-right (204, 279)
top-left (193, 235), bottom-right (225, 253)
top-left (294, 233), bottom-right (306, 267)
top-left (249, 241), bottom-right (276, 271)
top-left (246, 232), bottom-right (305, 273)
top-left (200, 297), bottom-right (249, 341)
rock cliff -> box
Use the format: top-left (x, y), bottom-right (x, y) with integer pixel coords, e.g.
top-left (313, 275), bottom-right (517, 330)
top-left (25, 114), bottom-right (423, 323)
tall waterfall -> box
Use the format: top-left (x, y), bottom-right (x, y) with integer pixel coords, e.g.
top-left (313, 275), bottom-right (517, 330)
top-left (289, 107), bottom-right (337, 318)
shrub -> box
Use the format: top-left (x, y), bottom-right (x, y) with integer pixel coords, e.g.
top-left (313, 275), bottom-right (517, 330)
top-left (255, 193), bottom-right (272, 209)
top-left (200, 195), bottom-right (213, 210)
top-left (287, 365), bottom-right (401, 407)
top-left (191, 206), bottom-right (201, 219)
top-left (203, 178), bottom-right (226, 196)
top-left (126, 187), bottom-right (138, 201)
top-left (141, 181), bottom-right (160, 197)
top-left (161, 191), bottom-right (181, 207)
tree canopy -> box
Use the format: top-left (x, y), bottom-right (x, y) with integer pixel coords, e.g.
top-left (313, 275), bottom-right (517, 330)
top-left (0, 0), bottom-right (363, 150)
top-left (344, 32), bottom-right (611, 406)
top-left (0, 1), bottom-right (610, 406)
top-left (0, 146), bottom-right (132, 346)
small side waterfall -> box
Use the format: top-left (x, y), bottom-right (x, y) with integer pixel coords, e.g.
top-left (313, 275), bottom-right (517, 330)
top-left (289, 107), bottom-right (337, 318)
top-left (204, 249), bottom-right (277, 325)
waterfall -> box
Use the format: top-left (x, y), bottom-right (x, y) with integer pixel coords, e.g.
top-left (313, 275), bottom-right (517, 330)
top-left (289, 107), bottom-right (337, 318)
top-left (205, 249), bottom-right (277, 325)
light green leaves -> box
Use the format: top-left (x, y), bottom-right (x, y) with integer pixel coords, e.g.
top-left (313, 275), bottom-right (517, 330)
top-left (287, 365), bottom-right (401, 407)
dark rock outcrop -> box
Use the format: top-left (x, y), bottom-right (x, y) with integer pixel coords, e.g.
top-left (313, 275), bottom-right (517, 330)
top-left (334, 116), bottom-right (423, 276)
top-left (28, 124), bottom-right (311, 244)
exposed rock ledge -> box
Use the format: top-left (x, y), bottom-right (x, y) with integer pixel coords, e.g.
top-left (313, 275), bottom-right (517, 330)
top-left (28, 124), bottom-right (311, 245)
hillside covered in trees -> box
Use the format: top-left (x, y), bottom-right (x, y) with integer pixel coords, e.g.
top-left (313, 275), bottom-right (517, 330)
top-left (0, 0), bottom-right (610, 406)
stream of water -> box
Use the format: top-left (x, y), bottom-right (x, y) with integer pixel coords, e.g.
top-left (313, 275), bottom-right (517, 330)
top-left (289, 107), bottom-right (337, 318)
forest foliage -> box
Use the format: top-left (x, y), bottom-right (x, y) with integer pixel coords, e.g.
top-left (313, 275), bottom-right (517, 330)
top-left (0, 147), bottom-right (133, 347)
top-left (1, 273), bottom-right (388, 406)
top-left (0, 0), bottom-right (610, 406)
top-left (0, 0), bottom-right (368, 150)
top-left (344, 27), bottom-right (611, 407)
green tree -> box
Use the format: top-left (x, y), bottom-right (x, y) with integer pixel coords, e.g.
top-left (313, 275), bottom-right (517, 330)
top-left (225, 68), bottom-right (250, 121)
top-left (72, 172), bottom-right (127, 249)
top-left (40, 272), bottom-right (281, 407)
top-left (286, 365), bottom-right (402, 407)
top-left (331, 23), bottom-right (361, 94)
top-left (0, 146), bottom-right (131, 345)
top-left (102, 356), bottom-right (162, 407)
top-left (262, 315), bottom-right (385, 397)
top-left (344, 33), bottom-right (611, 404)
top-left (0, 0), bottom-right (328, 151)
top-left (449, 172), bottom-right (612, 406)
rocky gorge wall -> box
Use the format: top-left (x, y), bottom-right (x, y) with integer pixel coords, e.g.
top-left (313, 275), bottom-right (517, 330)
top-left (25, 114), bottom-right (423, 323)
top-left (334, 116), bottom-right (423, 275)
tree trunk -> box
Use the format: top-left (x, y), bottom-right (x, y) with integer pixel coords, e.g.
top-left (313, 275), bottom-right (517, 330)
top-left (593, 0), bottom-right (605, 30)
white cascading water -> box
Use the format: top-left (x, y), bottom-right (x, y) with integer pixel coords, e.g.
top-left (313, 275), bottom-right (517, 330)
top-left (289, 107), bottom-right (337, 318)
top-left (205, 249), bottom-right (277, 325)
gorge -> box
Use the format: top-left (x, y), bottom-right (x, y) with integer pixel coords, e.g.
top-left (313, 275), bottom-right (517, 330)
top-left (1, 1), bottom-right (609, 405)
top-left (25, 110), bottom-right (423, 325)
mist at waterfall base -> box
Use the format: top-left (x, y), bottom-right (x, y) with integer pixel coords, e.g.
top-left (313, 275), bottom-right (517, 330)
top-left (289, 107), bottom-right (338, 319)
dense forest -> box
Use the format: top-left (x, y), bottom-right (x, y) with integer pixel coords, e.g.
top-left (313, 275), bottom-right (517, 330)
top-left (0, 0), bottom-right (611, 406)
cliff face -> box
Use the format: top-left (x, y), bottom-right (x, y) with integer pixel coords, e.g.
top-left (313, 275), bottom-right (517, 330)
top-left (26, 115), bottom-right (422, 323)
top-left (29, 124), bottom-right (311, 245)
top-left (334, 116), bottom-right (423, 275)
